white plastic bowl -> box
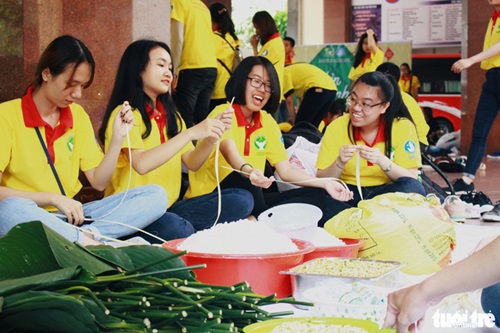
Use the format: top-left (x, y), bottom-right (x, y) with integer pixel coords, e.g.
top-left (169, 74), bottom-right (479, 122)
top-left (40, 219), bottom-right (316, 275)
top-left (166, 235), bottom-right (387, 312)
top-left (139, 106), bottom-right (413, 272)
top-left (258, 203), bottom-right (322, 242)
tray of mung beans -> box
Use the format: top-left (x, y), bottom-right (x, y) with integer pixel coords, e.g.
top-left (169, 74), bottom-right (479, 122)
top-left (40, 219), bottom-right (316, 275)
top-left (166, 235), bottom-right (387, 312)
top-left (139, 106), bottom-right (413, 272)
top-left (280, 258), bottom-right (403, 306)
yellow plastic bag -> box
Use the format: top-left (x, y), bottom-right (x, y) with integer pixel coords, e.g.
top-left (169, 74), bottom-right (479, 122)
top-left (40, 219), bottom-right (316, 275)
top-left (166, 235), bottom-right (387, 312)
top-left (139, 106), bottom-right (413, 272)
top-left (324, 192), bottom-right (456, 275)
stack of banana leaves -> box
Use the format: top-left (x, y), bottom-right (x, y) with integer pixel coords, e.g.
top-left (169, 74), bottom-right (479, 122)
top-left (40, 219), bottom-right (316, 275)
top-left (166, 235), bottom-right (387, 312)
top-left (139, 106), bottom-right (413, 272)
top-left (0, 221), bottom-right (311, 333)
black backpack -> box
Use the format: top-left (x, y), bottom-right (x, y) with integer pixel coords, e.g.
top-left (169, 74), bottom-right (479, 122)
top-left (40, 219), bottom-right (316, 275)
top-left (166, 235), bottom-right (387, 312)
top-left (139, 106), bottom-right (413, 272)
top-left (282, 121), bottom-right (323, 148)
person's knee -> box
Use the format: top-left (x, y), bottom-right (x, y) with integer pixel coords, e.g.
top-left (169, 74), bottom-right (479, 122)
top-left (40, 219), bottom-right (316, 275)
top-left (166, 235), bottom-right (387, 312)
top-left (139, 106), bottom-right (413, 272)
top-left (140, 184), bottom-right (169, 209)
top-left (396, 177), bottom-right (426, 195)
top-left (223, 188), bottom-right (255, 216)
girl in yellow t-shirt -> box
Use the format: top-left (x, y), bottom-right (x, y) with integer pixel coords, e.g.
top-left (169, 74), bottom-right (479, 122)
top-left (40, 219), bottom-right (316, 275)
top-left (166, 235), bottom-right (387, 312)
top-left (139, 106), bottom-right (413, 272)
top-left (209, 2), bottom-right (241, 110)
top-left (348, 29), bottom-right (384, 82)
top-left (185, 56), bottom-right (352, 226)
top-left (98, 40), bottom-right (253, 243)
top-left (398, 63), bottom-right (421, 100)
top-left (317, 71), bottom-right (425, 208)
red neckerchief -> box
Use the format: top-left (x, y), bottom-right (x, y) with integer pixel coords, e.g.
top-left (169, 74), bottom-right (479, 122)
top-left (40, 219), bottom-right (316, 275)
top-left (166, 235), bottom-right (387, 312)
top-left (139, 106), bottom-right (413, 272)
top-left (234, 104), bottom-right (263, 156)
top-left (361, 54), bottom-right (371, 68)
top-left (492, 11), bottom-right (500, 34)
top-left (268, 32), bottom-right (280, 42)
top-left (22, 86), bottom-right (73, 163)
top-left (353, 119), bottom-right (386, 166)
top-left (145, 100), bottom-right (167, 143)
top-left (285, 55), bottom-right (294, 65)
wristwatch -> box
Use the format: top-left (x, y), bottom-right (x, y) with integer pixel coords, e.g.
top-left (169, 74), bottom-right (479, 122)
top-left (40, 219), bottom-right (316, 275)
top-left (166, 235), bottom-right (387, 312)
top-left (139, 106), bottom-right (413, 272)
top-left (382, 162), bottom-right (392, 172)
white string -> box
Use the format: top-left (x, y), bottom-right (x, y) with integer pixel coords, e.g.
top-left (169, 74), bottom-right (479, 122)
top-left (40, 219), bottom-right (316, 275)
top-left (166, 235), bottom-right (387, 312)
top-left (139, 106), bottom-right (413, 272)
top-left (220, 165), bottom-right (349, 190)
top-left (355, 150), bottom-right (363, 200)
top-left (211, 97), bottom-right (235, 228)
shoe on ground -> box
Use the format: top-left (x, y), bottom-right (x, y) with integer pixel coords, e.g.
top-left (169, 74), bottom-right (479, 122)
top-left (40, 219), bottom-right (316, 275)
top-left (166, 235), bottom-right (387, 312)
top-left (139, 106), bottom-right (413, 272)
top-left (486, 151), bottom-right (500, 159)
top-left (445, 178), bottom-right (475, 195)
top-left (444, 195), bottom-right (466, 223)
top-left (471, 191), bottom-right (494, 213)
top-left (460, 191), bottom-right (475, 204)
top-left (464, 202), bottom-right (481, 219)
top-left (482, 202), bottom-right (500, 222)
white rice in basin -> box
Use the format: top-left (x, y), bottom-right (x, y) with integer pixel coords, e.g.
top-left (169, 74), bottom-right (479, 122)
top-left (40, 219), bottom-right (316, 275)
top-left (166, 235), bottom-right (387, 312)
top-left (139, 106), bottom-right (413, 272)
top-left (178, 220), bottom-right (299, 254)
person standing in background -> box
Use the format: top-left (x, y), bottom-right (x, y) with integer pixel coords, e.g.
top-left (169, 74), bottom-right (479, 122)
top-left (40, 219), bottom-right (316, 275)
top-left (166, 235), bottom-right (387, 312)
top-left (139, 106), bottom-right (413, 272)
top-left (283, 62), bottom-right (338, 127)
top-left (250, 10), bottom-right (285, 109)
top-left (348, 28), bottom-right (384, 82)
top-left (283, 36), bottom-right (295, 65)
top-left (170, 0), bottom-right (217, 128)
top-left (209, 2), bottom-right (240, 111)
top-left (398, 63), bottom-right (420, 100)
top-left (448, 0), bottom-right (500, 196)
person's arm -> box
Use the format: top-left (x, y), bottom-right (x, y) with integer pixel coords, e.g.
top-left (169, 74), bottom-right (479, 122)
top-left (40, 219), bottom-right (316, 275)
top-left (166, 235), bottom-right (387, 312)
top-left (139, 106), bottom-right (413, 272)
top-left (285, 94), bottom-right (296, 123)
top-left (170, 18), bottom-right (184, 79)
top-left (366, 28), bottom-right (378, 55)
top-left (275, 160), bottom-right (353, 201)
top-left (219, 139), bottom-right (274, 188)
top-left (384, 236), bottom-right (500, 333)
top-left (250, 34), bottom-right (260, 56)
top-left (452, 38), bottom-right (500, 73)
top-left (357, 145), bottom-right (419, 180)
top-left (84, 103), bottom-right (134, 191)
top-left (181, 109), bottom-right (233, 171)
top-left (316, 144), bottom-right (357, 179)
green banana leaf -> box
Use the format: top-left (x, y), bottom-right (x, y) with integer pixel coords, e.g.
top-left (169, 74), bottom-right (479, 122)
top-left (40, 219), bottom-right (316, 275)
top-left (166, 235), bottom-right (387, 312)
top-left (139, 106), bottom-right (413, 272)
top-left (0, 291), bottom-right (100, 333)
top-left (0, 222), bottom-right (115, 279)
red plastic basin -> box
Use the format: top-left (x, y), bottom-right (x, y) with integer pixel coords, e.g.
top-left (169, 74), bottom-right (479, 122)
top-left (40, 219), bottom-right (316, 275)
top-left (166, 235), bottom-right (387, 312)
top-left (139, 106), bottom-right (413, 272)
top-left (163, 238), bottom-right (314, 297)
top-left (303, 238), bottom-right (365, 262)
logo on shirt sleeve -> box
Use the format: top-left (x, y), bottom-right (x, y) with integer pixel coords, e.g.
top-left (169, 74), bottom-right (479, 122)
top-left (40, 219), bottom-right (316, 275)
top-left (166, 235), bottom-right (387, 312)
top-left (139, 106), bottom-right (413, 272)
top-left (404, 140), bottom-right (417, 154)
top-left (262, 50), bottom-right (269, 56)
top-left (254, 135), bottom-right (267, 150)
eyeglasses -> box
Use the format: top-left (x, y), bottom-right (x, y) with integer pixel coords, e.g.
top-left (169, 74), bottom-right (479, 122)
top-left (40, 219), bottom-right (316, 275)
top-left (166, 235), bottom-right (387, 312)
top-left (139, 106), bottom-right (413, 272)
top-left (247, 77), bottom-right (273, 93)
top-left (346, 97), bottom-right (385, 112)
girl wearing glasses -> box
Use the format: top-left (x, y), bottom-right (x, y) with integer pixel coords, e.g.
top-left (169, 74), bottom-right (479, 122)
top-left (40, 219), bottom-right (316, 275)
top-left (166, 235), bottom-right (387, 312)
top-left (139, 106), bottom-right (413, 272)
top-left (348, 29), bottom-right (384, 82)
top-left (98, 40), bottom-right (253, 243)
top-left (316, 71), bottom-right (425, 208)
top-left (185, 56), bottom-right (352, 224)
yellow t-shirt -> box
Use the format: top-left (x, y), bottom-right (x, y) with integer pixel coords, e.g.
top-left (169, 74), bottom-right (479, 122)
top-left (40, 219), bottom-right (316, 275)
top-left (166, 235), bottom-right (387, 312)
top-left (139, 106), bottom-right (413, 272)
top-left (316, 114), bottom-right (421, 186)
top-left (104, 105), bottom-right (192, 208)
top-left (401, 91), bottom-right (429, 146)
top-left (348, 48), bottom-right (384, 81)
top-left (212, 32), bottom-right (240, 100)
top-left (0, 96), bottom-right (102, 209)
top-left (258, 34), bottom-right (285, 98)
top-left (185, 103), bottom-right (288, 198)
top-left (170, 0), bottom-right (216, 71)
top-left (283, 63), bottom-right (338, 98)
top-left (481, 17), bottom-right (500, 70)
top-left (398, 75), bottom-right (421, 96)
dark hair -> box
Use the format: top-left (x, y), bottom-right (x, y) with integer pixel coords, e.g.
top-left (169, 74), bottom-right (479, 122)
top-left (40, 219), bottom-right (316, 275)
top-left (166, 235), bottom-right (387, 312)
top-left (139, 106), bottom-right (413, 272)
top-left (376, 62), bottom-right (401, 82)
top-left (31, 35), bottom-right (95, 89)
top-left (353, 32), bottom-right (378, 69)
top-left (98, 39), bottom-right (182, 144)
top-left (283, 36), bottom-right (295, 47)
top-left (329, 98), bottom-right (346, 117)
top-left (210, 2), bottom-right (238, 42)
top-left (252, 11), bottom-right (278, 45)
top-left (349, 71), bottom-right (413, 157)
top-left (400, 62), bottom-right (412, 74)
top-left (225, 56), bottom-right (280, 114)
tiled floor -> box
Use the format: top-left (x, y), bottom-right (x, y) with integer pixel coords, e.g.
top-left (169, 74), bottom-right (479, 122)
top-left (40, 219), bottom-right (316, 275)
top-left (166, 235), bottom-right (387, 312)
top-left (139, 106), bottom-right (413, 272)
top-left (425, 155), bottom-right (500, 225)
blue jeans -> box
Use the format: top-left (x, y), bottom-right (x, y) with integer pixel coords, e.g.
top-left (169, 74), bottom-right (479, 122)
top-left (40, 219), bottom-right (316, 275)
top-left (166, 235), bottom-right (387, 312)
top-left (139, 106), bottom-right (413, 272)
top-left (129, 188), bottom-right (254, 243)
top-left (481, 283), bottom-right (500, 328)
top-left (464, 68), bottom-right (500, 179)
top-left (174, 68), bottom-right (217, 127)
top-left (0, 184), bottom-right (168, 243)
